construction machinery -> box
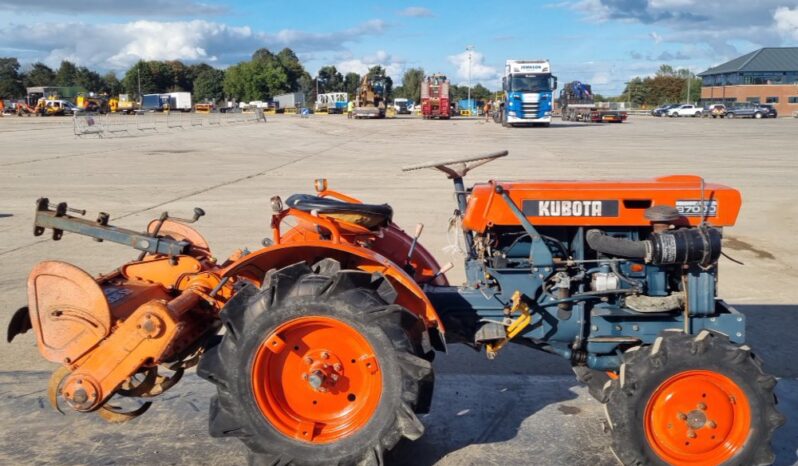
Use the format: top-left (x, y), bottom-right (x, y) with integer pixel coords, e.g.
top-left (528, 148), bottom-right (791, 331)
top-left (354, 74), bottom-right (387, 119)
top-left (194, 103), bottom-right (213, 113)
top-left (8, 152), bottom-right (784, 465)
top-left (111, 94), bottom-right (139, 114)
top-left (76, 94), bottom-right (109, 114)
top-left (559, 81), bottom-right (627, 123)
top-left (421, 74), bottom-right (450, 119)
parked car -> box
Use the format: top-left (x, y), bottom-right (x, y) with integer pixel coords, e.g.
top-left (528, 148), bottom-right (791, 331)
top-left (62, 101), bottom-right (84, 115)
top-left (667, 104), bottom-right (703, 117)
top-left (651, 104), bottom-right (678, 117)
top-left (725, 103), bottom-right (777, 119)
top-left (759, 104), bottom-right (778, 118)
top-left (702, 104), bottom-right (726, 118)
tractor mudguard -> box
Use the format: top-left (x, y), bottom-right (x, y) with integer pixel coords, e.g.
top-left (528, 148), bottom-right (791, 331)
top-left (279, 222), bottom-right (448, 287)
top-left (221, 241), bottom-right (446, 350)
top-left (371, 224), bottom-right (450, 287)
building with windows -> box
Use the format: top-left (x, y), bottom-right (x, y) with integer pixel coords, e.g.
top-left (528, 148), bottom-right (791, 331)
top-left (699, 47), bottom-right (798, 116)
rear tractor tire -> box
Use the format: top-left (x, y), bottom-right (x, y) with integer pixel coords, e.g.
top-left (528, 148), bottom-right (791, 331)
top-left (198, 260), bottom-right (435, 465)
top-left (602, 330), bottom-right (784, 466)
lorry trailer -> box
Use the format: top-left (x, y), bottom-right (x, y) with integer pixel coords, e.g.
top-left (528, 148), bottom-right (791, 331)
top-left (559, 81), bottom-right (626, 123)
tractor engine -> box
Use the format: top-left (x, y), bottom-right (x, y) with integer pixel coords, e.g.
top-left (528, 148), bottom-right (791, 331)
top-left (433, 174), bottom-right (746, 370)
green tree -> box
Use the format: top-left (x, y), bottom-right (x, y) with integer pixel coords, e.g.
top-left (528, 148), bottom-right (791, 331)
top-left (656, 64), bottom-right (676, 77)
top-left (470, 83), bottom-right (492, 101)
top-left (74, 66), bottom-right (103, 91)
top-left (122, 60), bottom-right (175, 96)
top-left (343, 72), bottom-right (360, 98)
top-left (298, 73), bottom-right (314, 103)
top-left (317, 65), bottom-right (344, 93)
top-left (55, 60), bottom-right (79, 86)
top-left (276, 48), bottom-right (305, 91)
top-left (165, 60), bottom-right (190, 91)
top-left (0, 57), bottom-right (25, 98)
top-left (101, 72), bottom-right (122, 96)
top-left (23, 62), bottom-right (56, 87)
top-left (223, 59), bottom-right (290, 102)
top-left (252, 48), bottom-right (277, 63)
top-left (395, 67), bottom-right (424, 103)
top-left (193, 67), bottom-right (225, 102)
top-left (622, 77), bottom-right (647, 107)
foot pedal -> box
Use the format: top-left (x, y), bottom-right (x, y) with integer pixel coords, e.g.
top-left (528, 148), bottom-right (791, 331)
top-left (474, 322), bottom-right (507, 344)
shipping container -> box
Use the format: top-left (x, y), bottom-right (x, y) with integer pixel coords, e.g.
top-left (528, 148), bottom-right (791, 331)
top-left (168, 92), bottom-right (192, 111)
top-left (273, 92), bottom-right (305, 110)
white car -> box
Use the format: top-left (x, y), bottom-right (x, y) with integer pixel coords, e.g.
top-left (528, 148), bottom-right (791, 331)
top-left (667, 104), bottom-right (702, 117)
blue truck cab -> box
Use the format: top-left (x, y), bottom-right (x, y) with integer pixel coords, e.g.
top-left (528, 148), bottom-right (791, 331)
top-left (502, 59), bottom-right (557, 126)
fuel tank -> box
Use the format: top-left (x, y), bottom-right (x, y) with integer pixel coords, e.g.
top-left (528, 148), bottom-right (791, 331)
top-left (462, 175), bottom-right (741, 232)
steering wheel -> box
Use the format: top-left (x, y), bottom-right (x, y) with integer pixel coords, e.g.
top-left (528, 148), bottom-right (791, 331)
top-left (402, 150), bottom-right (509, 179)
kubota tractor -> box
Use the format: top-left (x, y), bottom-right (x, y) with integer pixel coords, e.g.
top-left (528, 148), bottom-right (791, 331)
top-left (8, 151), bottom-right (784, 465)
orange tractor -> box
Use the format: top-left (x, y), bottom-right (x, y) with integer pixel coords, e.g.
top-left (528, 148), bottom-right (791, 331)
top-left (8, 151), bottom-right (784, 465)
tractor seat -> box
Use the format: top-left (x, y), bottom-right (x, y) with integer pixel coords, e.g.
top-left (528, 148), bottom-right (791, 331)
top-left (285, 194), bottom-right (393, 229)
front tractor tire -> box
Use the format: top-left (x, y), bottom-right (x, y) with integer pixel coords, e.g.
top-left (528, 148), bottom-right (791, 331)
top-left (198, 261), bottom-right (434, 465)
top-left (603, 331), bottom-right (784, 466)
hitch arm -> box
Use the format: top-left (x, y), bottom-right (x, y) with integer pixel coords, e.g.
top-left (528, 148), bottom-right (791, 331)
top-left (33, 198), bottom-right (189, 256)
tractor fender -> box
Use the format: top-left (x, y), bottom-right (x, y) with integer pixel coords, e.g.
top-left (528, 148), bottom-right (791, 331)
top-left (221, 241), bottom-right (446, 350)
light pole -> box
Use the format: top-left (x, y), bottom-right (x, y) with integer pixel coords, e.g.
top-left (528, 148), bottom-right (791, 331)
top-left (466, 45), bottom-right (474, 113)
top-left (686, 68), bottom-right (692, 104)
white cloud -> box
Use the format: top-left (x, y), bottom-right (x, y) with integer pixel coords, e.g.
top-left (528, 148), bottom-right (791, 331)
top-left (650, 31), bottom-right (663, 44)
top-left (774, 6), bottom-right (798, 40)
top-left (649, 0), bottom-right (694, 8)
top-left (0, 19), bottom-right (387, 70)
top-left (336, 50), bottom-right (405, 80)
top-left (590, 71), bottom-right (610, 85)
top-left (446, 49), bottom-right (499, 84)
top-left (567, 0), bottom-right (792, 59)
top-left (0, 0), bottom-right (227, 16)
top-left (398, 6), bottom-right (434, 17)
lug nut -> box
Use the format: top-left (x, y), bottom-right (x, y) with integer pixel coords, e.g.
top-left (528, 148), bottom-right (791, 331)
top-left (697, 402), bottom-right (707, 410)
top-left (321, 352), bottom-right (329, 359)
top-left (707, 420), bottom-right (717, 429)
top-left (307, 371), bottom-right (325, 390)
top-left (687, 430), bottom-right (697, 439)
top-left (333, 363), bottom-right (342, 371)
top-left (677, 412), bottom-right (687, 421)
top-left (72, 388), bottom-right (88, 404)
top-left (304, 357), bottom-right (313, 364)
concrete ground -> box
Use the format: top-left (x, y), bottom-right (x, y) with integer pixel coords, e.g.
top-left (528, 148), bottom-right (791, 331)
top-left (1, 113), bottom-right (797, 464)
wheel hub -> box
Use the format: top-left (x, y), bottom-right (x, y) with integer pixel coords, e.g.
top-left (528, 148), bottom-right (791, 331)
top-left (251, 316), bottom-right (382, 444)
top-left (644, 370), bottom-right (751, 465)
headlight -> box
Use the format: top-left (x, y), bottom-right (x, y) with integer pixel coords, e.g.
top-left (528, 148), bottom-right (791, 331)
top-left (508, 111), bottom-right (516, 117)
top-left (544, 111), bottom-right (551, 116)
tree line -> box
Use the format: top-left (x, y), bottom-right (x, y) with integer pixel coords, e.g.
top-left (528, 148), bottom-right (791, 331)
top-left (0, 48), bottom-right (371, 104)
top-left (2, 50), bottom-right (502, 105)
top-left (617, 65), bottom-right (702, 107)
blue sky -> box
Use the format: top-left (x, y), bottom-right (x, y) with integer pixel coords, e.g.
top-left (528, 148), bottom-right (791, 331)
top-left (1, 0), bottom-right (797, 95)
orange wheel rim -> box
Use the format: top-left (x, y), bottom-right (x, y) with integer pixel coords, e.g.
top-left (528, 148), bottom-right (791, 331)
top-left (251, 316), bottom-right (382, 443)
top-left (644, 370), bottom-right (751, 465)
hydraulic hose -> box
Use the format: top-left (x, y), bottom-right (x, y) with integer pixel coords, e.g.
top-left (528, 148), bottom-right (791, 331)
top-left (585, 229), bottom-right (649, 259)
